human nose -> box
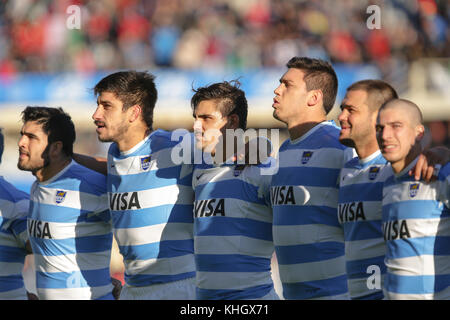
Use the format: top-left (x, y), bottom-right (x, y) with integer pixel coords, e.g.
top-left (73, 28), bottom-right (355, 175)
top-left (338, 109), bottom-right (348, 124)
top-left (193, 119), bottom-right (203, 132)
top-left (92, 106), bottom-right (102, 121)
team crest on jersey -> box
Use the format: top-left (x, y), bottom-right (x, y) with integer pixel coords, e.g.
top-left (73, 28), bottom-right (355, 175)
top-left (301, 151), bottom-right (313, 164)
top-left (140, 156), bottom-right (152, 171)
top-left (55, 190), bottom-right (67, 204)
top-left (368, 166), bottom-right (380, 180)
top-left (409, 183), bottom-right (420, 197)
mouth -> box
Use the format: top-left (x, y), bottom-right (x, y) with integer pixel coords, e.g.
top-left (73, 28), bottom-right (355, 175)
top-left (18, 150), bottom-right (29, 160)
top-left (380, 144), bottom-right (397, 153)
top-left (340, 126), bottom-right (351, 134)
top-left (272, 98), bottom-right (279, 107)
top-left (94, 121), bottom-right (106, 132)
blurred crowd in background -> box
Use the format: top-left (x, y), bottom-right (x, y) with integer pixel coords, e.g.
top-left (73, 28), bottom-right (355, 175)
top-left (0, 0), bottom-right (448, 75)
top-left (0, 0), bottom-right (449, 148)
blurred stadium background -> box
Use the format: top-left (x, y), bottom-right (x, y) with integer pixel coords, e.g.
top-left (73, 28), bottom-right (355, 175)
top-left (0, 0), bottom-right (449, 298)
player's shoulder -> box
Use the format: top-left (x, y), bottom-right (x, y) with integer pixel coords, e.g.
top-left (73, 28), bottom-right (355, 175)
top-left (64, 162), bottom-right (107, 195)
top-left (313, 121), bottom-right (347, 150)
top-left (0, 177), bottom-right (29, 203)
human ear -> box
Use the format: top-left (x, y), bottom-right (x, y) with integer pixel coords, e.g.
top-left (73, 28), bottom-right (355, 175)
top-left (129, 105), bottom-right (142, 122)
top-left (307, 90), bottom-right (323, 107)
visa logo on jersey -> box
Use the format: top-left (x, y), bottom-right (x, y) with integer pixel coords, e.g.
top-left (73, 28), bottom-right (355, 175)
top-left (368, 166), bottom-right (380, 180)
top-left (409, 183), bottom-right (420, 197)
top-left (140, 156), bottom-right (152, 171)
top-left (55, 190), bottom-right (67, 204)
top-left (194, 199), bottom-right (225, 217)
top-left (301, 151), bottom-right (313, 164)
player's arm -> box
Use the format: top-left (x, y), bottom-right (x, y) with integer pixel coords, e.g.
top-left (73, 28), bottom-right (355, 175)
top-left (111, 277), bottom-right (122, 300)
top-left (25, 240), bottom-right (32, 254)
top-left (73, 153), bottom-right (107, 175)
top-left (410, 146), bottom-right (450, 182)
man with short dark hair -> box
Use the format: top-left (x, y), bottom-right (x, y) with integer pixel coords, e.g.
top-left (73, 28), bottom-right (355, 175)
top-left (191, 80), bottom-right (278, 299)
top-left (91, 71), bottom-right (196, 299)
top-left (337, 80), bottom-right (398, 299)
top-left (270, 57), bottom-right (353, 299)
top-left (18, 106), bottom-right (116, 300)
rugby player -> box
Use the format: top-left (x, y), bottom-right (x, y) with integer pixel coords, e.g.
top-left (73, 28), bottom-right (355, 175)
top-left (17, 106), bottom-right (116, 300)
top-left (376, 99), bottom-right (450, 299)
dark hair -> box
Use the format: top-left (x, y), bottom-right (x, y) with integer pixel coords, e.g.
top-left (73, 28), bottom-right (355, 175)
top-left (191, 80), bottom-right (248, 129)
top-left (347, 79), bottom-right (398, 112)
top-left (21, 106), bottom-right (76, 156)
top-left (94, 71), bottom-right (157, 129)
top-left (0, 128), bottom-right (4, 163)
top-left (286, 57), bottom-right (338, 114)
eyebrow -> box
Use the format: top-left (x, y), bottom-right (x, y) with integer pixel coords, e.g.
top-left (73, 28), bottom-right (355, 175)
top-left (97, 98), bottom-right (113, 106)
top-left (279, 78), bottom-right (295, 85)
top-left (340, 103), bottom-right (356, 110)
top-left (20, 130), bottom-right (39, 139)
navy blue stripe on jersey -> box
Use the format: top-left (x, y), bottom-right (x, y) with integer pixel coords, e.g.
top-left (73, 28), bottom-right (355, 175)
top-left (0, 245), bottom-right (27, 263)
top-left (30, 233), bottom-right (113, 256)
top-left (282, 274), bottom-right (348, 299)
top-left (194, 180), bottom-right (265, 205)
top-left (275, 167), bottom-right (341, 188)
top-left (124, 271), bottom-right (196, 287)
top-left (112, 204), bottom-right (193, 228)
top-left (276, 241), bottom-right (344, 265)
top-left (352, 291), bottom-right (384, 300)
top-left (195, 254), bottom-right (271, 272)
top-left (273, 205), bottom-right (341, 227)
top-left (119, 240), bottom-right (194, 260)
top-left (194, 216), bottom-right (272, 241)
top-left (0, 275), bottom-right (24, 292)
top-left (196, 284), bottom-right (273, 300)
top-left (339, 182), bottom-right (384, 203)
top-left (342, 220), bottom-right (383, 241)
top-left (346, 255), bottom-right (387, 279)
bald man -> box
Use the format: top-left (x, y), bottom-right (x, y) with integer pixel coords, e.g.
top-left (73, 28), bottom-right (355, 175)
top-left (376, 99), bottom-right (450, 299)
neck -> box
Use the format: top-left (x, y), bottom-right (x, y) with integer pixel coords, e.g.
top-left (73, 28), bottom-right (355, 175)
top-left (391, 143), bottom-right (422, 174)
top-left (34, 157), bottom-right (72, 182)
top-left (355, 138), bottom-right (380, 160)
top-left (117, 127), bottom-right (151, 153)
top-left (288, 117), bottom-right (326, 141)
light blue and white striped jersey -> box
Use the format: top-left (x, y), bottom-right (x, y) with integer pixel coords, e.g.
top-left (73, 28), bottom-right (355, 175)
top-left (338, 150), bottom-right (391, 299)
top-left (0, 177), bottom-right (29, 300)
top-left (193, 159), bottom-right (276, 300)
top-left (382, 158), bottom-right (450, 300)
top-left (107, 129), bottom-right (195, 288)
top-left (29, 161), bottom-right (114, 300)
top-left (271, 120), bottom-right (353, 300)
